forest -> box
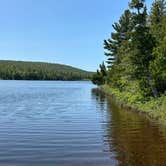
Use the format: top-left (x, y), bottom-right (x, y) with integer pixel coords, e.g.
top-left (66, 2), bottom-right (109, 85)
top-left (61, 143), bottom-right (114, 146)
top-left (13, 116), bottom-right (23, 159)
top-left (0, 60), bottom-right (92, 80)
top-left (92, 0), bottom-right (166, 121)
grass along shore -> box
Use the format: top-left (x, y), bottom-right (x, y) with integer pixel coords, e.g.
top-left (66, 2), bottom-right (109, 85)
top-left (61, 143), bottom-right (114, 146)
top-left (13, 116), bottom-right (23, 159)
top-left (101, 85), bottom-right (166, 124)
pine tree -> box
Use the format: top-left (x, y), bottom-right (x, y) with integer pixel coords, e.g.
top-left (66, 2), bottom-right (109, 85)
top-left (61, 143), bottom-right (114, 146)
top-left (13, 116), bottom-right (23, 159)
top-left (92, 62), bottom-right (107, 85)
top-left (129, 0), bottom-right (159, 97)
top-left (149, 0), bottom-right (166, 42)
top-left (104, 10), bottom-right (133, 68)
top-left (149, 0), bottom-right (166, 94)
top-left (150, 38), bottom-right (166, 93)
top-left (150, 0), bottom-right (165, 25)
top-left (92, 0), bottom-right (166, 97)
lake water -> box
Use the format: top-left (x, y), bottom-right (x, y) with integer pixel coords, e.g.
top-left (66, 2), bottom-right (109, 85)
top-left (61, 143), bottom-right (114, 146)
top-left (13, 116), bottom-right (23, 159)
top-left (0, 81), bottom-right (166, 166)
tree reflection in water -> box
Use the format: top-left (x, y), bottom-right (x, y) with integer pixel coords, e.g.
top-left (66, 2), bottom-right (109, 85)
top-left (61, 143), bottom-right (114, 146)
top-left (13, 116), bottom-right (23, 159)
top-left (91, 88), bottom-right (166, 166)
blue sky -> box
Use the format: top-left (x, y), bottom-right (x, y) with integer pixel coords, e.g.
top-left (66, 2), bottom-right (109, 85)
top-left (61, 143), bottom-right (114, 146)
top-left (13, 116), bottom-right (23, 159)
top-left (0, 0), bottom-right (153, 71)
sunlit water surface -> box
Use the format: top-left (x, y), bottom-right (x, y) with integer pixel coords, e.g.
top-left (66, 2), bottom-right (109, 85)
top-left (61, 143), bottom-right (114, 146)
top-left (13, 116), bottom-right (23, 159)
top-left (0, 81), bottom-right (166, 166)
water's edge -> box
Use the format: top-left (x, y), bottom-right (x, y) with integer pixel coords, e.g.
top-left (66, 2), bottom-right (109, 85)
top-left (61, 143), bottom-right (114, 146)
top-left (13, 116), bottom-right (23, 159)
top-left (99, 85), bottom-right (166, 126)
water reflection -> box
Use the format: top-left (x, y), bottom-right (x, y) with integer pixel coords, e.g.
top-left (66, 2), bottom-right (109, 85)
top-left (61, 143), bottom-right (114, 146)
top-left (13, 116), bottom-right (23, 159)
top-left (91, 88), bottom-right (107, 113)
top-left (92, 88), bottom-right (166, 166)
top-left (0, 81), bottom-right (166, 166)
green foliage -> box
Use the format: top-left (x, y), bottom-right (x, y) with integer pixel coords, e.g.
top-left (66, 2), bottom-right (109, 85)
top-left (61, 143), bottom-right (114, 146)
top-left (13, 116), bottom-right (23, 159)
top-left (149, 0), bottom-right (165, 25)
top-left (93, 0), bottom-right (166, 117)
top-left (92, 62), bottom-right (107, 85)
top-left (104, 10), bottom-right (133, 68)
top-left (102, 85), bottom-right (166, 122)
top-left (129, 0), bottom-right (145, 10)
top-left (94, 0), bottom-right (166, 98)
top-left (92, 71), bottom-right (104, 86)
top-left (0, 60), bottom-right (92, 80)
top-left (149, 0), bottom-right (166, 43)
top-left (150, 37), bottom-right (166, 93)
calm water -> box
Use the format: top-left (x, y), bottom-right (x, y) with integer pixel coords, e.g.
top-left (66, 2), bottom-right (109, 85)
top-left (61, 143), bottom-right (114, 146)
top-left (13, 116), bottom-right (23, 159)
top-left (0, 81), bottom-right (166, 166)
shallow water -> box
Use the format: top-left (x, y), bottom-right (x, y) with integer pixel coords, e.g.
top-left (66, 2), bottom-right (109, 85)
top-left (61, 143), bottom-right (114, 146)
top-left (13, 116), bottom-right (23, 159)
top-left (0, 81), bottom-right (166, 166)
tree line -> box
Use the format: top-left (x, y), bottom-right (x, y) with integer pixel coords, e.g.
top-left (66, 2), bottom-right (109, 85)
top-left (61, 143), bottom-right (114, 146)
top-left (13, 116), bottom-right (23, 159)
top-left (92, 0), bottom-right (166, 99)
top-left (0, 60), bottom-right (92, 80)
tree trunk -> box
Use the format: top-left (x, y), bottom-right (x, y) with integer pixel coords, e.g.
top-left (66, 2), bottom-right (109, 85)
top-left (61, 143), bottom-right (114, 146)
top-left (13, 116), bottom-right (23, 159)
top-left (147, 69), bottom-right (159, 98)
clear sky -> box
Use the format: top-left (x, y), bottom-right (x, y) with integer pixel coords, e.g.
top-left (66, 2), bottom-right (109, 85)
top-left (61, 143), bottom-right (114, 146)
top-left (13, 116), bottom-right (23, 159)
top-left (0, 0), bottom-right (153, 71)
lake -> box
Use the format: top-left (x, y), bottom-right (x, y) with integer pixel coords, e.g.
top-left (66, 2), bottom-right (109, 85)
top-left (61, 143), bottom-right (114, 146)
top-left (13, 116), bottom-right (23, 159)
top-left (0, 81), bottom-right (166, 166)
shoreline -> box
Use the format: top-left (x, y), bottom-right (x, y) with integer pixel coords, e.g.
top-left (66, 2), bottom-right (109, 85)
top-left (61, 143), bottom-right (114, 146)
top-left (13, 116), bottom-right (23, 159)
top-left (99, 85), bottom-right (166, 125)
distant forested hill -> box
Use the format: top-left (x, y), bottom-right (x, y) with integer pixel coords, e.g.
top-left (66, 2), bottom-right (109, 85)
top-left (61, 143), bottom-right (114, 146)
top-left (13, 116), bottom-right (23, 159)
top-left (0, 60), bottom-right (93, 80)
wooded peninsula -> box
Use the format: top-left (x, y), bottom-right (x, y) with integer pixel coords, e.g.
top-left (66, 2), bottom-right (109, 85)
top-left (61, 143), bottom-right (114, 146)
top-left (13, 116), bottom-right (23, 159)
top-left (92, 0), bottom-right (166, 122)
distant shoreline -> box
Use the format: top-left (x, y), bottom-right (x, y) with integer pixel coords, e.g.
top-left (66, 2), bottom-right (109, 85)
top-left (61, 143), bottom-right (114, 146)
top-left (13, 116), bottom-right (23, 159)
top-left (0, 79), bottom-right (91, 81)
top-left (0, 60), bottom-right (93, 81)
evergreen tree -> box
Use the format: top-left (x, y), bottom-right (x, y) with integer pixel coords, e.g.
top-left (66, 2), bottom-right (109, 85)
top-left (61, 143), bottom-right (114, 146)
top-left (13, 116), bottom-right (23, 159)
top-left (149, 0), bottom-right (166, 42)
top-left (104, 10), bottom-right (133, 68)
top-left (148, 0), bottom-right (166, 95)
top-left (150, 38), bottom-right (166, 93)
top-left (150, 0), bottom-right (165, 25)
top-left (92, 0), bottom-right (166, 98)
top-left (129, 0), bottom-right (159, 97)
top-left (92, 62), bottom-right (107, 85)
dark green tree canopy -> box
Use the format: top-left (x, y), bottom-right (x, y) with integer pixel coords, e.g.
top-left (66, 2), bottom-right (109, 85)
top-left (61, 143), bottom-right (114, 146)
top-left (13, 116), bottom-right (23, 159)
top-left (104, 10), bottom-right (133, 67)
top-left (92, 0), bottom-right (166, 98)
top-left (0, 60), bottom-right (92, 81)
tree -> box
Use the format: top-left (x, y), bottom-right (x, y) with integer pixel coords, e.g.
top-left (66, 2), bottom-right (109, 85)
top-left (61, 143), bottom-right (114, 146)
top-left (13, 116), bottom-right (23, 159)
top-left (92, 62), bottom-right (107, 85)
top-left (104, 10), bottom-right (133, 68)
top-left (148, 0), bottom-right (166, 95)
top-left (129, 0), bottom-right (145, 10)
top-left (92, 0), bottom-right (166, 98)
top-left (149, 0), bottom-right (166, 42)
top-left (150, 33), bottom-right (166, 94)
top-left (129, 0), bottom-right (159, 97)
top-left (150, 0), bottom-right (165, 25)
